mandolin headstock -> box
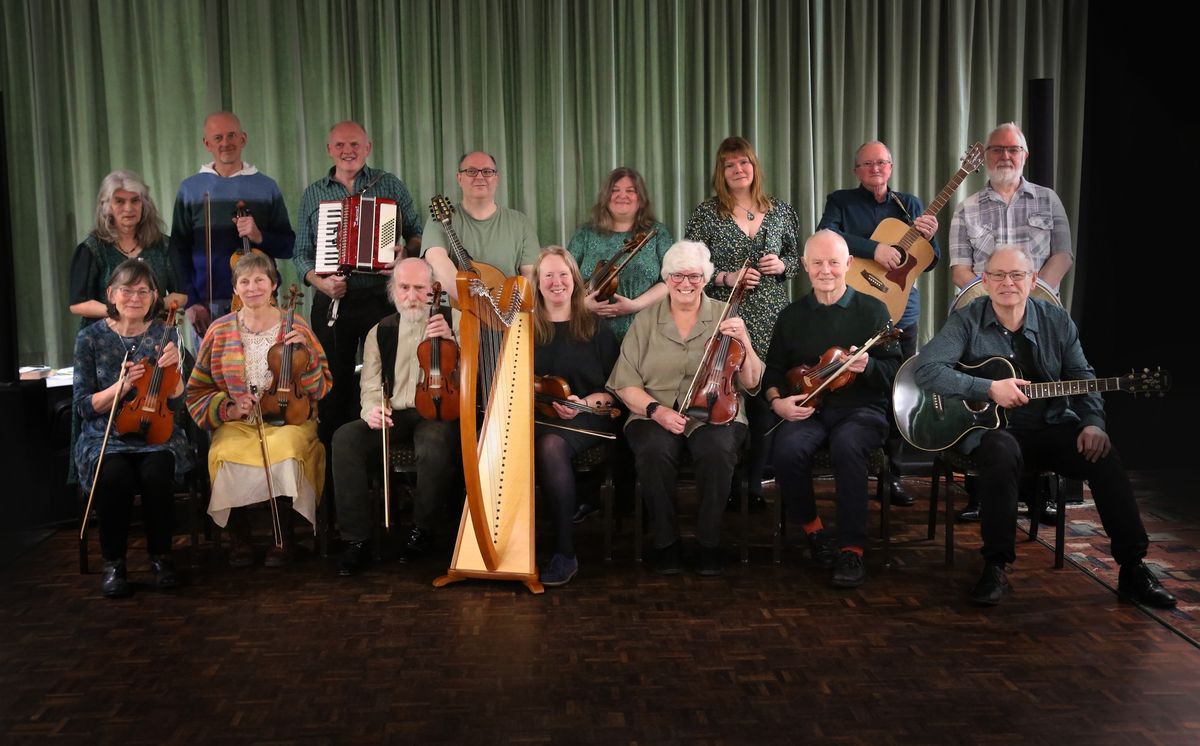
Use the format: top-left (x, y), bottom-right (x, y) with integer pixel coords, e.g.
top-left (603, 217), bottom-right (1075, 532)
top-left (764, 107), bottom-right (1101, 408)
top-left (430, 194), bottom-right (455, 226)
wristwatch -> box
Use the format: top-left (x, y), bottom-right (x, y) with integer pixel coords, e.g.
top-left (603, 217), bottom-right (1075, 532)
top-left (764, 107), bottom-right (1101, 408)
top-left (645, 401), bottom-right (660, 418)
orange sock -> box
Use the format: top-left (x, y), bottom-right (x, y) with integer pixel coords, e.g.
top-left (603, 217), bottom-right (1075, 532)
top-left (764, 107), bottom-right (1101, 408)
top-left (844, 546), bottom-right (864, 557)
top-left (802, 517), bottom-right (824, 535)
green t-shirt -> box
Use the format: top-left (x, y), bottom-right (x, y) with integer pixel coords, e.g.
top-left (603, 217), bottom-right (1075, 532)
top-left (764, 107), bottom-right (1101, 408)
top-left (420, 203), bottom-right (540, 276)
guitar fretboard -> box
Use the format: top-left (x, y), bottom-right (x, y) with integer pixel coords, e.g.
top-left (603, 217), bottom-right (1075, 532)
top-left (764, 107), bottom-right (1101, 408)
top-left (1021, 377), bottom-right (1123, 399)
top-left (897, 167), bottom-right (971, 250)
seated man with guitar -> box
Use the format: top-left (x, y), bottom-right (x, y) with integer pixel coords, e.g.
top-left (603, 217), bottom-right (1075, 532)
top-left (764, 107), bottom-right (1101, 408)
top-left (912, 245), bottom-right (1175, 608)
top-left (764, 230), bottom-right (900, 589)
top-left (422, 151), bottom-right (540, 301)
top-left (333, 258), bottom-right (460, 576)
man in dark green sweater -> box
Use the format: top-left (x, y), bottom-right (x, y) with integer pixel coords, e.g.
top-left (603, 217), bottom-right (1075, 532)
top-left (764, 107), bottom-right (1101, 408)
top-left (763, 230), bottom-right (900, 588)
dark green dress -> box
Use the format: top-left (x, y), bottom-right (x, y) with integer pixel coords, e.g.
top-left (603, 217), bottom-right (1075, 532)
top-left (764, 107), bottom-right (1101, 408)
top-left (567, 221), bottom-right (674, 342)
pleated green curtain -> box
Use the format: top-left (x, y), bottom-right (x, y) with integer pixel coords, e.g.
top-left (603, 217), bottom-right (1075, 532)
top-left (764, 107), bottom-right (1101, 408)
top-left (2, 0), bottom-right (1087, 366)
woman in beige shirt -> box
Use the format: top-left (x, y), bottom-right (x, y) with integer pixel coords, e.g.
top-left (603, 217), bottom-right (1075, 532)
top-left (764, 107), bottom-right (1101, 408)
top-left (607, 240), bottom-right (762, 576)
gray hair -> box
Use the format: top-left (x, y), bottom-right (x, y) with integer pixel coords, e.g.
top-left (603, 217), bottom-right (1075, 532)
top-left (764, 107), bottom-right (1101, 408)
top-left (92, 170), bottom-right (165, 247)
top-left (985, 245), bottom-right (1035, 271)
top-left (853, 140), bottom-right (892, 166)
top-left (457, 150), bottom-right (498, 170)
top-left (987, 122), bottom-right (1028, 151)
top-left (660, 240), bottom-right (715, 283)
top-left (803, 229), bottom-right (850, 259)
top-left (387, 257), bottom-right (436, 307)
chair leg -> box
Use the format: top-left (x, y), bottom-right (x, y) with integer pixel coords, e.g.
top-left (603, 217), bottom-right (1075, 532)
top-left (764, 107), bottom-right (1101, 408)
top-left (602, 469), bottom-right (614, 563)
top-left (773, 488), bottom-right (783, 566)
top-left (1055, 477), bottom-right (1067, 570)
top-left (927, 460), bottom-right (941, 542)
top-left (740, 486), bottom-right (749, 565)
top-left (633, 480), bottom-right (643, 563)
top-left (878, 466), bottom-right (892, 568)
top-left (1027, 479), bottom-right (1043, 541)
top-left (944, 469), bottom-right (956, 569)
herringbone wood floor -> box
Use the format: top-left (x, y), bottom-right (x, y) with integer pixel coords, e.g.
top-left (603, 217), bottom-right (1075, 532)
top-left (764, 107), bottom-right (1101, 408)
top-left (2, 480), bottom-right (1198, 744)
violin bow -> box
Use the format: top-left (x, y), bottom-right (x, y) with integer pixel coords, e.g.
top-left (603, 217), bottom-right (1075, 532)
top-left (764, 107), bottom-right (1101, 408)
top-left (248, 384), bottom-right (284, 549)
top-left (381, 375), bottom-right (392, 529)
top-left (764, 325), bottom-right (898, 435)
top-left (204, 191), bottom-right (213, 318)
top-left (80, 348), bottom-right (132, 541)
top-left (535, 419), bottom-right (617, 440)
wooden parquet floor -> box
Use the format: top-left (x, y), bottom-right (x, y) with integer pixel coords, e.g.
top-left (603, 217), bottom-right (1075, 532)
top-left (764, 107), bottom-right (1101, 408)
top-left (3, 481), bottom-right (1199, 744)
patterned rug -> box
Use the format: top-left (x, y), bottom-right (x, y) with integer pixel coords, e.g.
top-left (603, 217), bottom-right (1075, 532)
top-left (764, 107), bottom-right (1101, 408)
top-left (1014, 472), bottom-right (1200, 645)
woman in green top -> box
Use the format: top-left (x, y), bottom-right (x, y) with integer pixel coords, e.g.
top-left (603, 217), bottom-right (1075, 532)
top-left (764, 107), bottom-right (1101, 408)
top-left (567, 167), bottom-right (674, 342)
top-left (69, 170), bottom-right (186, 328)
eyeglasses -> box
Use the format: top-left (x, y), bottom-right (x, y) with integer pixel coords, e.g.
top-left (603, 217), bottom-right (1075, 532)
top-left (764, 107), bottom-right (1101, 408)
top-left (667, 272), bottom-right (705, 284)
top-left (984, 270), bottom-right (1032, 282)
top-left (986, 146), bottom-right (1025, 156)
top-left (855, 159), bottom-right (892, 170)
top-left (458, 167), bottom-right (498, 178)
top-left (116, 287), bottom-right (153, 299)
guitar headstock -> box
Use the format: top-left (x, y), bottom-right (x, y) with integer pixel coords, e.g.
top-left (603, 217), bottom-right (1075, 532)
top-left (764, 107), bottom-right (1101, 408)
top-left (961, 142), bottom-right (985, 174)
top-left (1120, 367), bottom-right (1171, 397)
top-left (430, 195), bottom-right (455, 226)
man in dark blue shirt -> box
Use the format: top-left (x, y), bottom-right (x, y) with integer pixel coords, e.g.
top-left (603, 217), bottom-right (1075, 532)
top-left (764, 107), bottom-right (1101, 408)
top-left (818, 141), bottom-right (940, 507)
top-left (914, 246), bottom-right (1175, 609)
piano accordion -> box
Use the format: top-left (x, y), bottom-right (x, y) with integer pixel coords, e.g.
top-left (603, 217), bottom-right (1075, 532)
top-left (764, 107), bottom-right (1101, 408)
top-left (314, 195), bottom-right (399, 275)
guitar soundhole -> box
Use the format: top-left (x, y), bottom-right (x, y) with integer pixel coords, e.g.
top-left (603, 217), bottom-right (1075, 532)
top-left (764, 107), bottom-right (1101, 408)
top-left (964, 400), bottom-right (990, 413)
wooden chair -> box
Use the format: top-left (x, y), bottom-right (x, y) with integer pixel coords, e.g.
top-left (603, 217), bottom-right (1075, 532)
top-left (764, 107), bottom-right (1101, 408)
top-left (927, 448), bottom-right (1067, 568)
top-left (771, 447), bottom-right (892, 567)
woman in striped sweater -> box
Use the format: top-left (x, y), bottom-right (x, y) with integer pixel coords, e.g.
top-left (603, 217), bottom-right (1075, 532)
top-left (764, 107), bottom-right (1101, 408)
top-left (186, 252), bottom-right (332, 567)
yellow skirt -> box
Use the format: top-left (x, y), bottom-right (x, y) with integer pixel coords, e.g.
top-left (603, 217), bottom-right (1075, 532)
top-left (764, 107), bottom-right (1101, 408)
top-left (207, 420), bottom-right (325, 529)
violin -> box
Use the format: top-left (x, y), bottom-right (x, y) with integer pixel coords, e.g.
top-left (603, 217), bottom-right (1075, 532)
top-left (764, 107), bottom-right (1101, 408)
top-left (259, 285), bottom-right (313, 426)
top-left (680, 260), bottom-right (753, 425)
top-left (533, 374), bottom-right (621, 419)
top-left (415, 282), bottom-right (460, 421)
top-left (115, 302), bottom-right (181, 444)
top-left (587, 229), bottom-right (657, 303)
top-left (783, 325), bottom-right (902, 408)
top-left (229, 200), bottom-right (275, 312)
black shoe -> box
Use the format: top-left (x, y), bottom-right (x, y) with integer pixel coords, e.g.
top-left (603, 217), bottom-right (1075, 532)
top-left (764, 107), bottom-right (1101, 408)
top-left (1118, 562), bottom-right (1177, 609)
top-left (969, 562), bottom-right (1010, 606)
top-left (654, 541), bottom-right (683, 575)
top-left (889, 478), bottom-right (916, 507)
top-left (101, 559), bottom-right (130, 598)
top-left (1039, 500), bottom-right (1058, 526)
top-left (957, 500), bottom-right (981, 523)
top-left (571, 503), bottom-right (601, 524)
top-left (832, 551), bottom-right (866, 588)
top-left (807, 529), bottom-right (836, 569)
top-left (338, 541), bottom-right (371, 576)
top-left (398, 527), bottom-right (433, 563)
top-left (149, 555), bottom-right (179, 589)
top-left (694, 545), bottom-right (724, 577)
top-left (541, 553), bottom-right (579, 587)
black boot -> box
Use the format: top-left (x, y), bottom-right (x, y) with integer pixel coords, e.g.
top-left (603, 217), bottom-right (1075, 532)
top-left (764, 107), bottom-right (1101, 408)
top-left (265, 497), bottom-right (296, 567)
top-left (101, 558), bottom-right (130, 598)
top-left (227, 507), bottom-right (255, 567)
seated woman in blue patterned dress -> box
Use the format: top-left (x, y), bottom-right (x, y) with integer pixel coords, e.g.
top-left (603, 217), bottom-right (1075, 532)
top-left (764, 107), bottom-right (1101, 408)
top-left (73, 260), bottom-right (192, 598)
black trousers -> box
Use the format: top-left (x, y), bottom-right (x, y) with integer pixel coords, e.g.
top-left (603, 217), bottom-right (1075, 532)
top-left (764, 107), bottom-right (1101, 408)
top-left (625, 419), bottom-right (746, 549)
top-left (332, 410), bottom-right (459, 542)
top-left (94, 451), bottom-right (176, 560)
top-left (975, 423), bottom-right (1149, 565)
top-left (773, 407), bottom-right (889, 550)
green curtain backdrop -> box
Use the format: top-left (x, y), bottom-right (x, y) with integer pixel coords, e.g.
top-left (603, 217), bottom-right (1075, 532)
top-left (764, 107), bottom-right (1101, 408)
top-left (2, 0), bottom-right (1087, 367)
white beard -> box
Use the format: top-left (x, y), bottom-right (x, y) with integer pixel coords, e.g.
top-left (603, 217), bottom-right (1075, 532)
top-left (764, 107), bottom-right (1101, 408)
top-left (988, 164), bottom-right (1023, 190)
top-left (399, 306), bottom-right (427, 324)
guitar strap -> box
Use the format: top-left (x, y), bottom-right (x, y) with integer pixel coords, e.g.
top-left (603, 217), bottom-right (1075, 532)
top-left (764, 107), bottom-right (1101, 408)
top-left (889, 191), bottom-right (916, 224)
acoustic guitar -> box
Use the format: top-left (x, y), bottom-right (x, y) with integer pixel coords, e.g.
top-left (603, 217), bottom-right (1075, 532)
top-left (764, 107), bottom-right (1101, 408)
top-left (845, 143), bottom-right (985, 322)
top-left (893, 355), bottom-right (1170, 451)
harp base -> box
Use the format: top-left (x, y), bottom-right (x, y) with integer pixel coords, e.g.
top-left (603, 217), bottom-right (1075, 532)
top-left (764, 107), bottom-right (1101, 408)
top-left (433, 568), bottom-right (544, 594)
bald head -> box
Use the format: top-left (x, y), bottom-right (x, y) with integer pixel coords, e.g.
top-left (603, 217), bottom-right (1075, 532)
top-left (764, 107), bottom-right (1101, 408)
top-left (203, 112), bottom-right (247, 175)
top-left (803, 229), bottom-right (850, 260)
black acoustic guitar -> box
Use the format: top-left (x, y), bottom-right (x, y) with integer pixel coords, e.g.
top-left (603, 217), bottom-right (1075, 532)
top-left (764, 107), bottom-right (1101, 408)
top-left (893, 356), bottom-right (1170, 451)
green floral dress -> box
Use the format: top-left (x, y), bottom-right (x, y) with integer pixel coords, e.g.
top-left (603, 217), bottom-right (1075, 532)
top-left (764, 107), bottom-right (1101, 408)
top-left (684, 197), bottom-right (800, 356)
top-left (567, 221), bottom-right (674, 342)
